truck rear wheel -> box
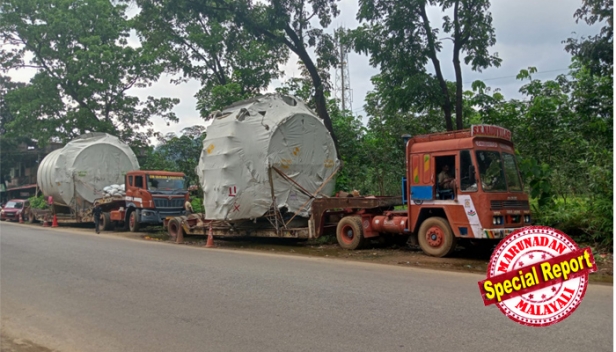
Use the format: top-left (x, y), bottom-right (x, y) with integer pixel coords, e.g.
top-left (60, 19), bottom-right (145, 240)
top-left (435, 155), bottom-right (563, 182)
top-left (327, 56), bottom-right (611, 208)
top-left (102, 212), bottom-right (114, 231)
top-left (128, 211), bottom-right (140, 232)
top-left (418, 217), bottom-right (456, 257)
top-left (336, 216), bottom-right (366, 250)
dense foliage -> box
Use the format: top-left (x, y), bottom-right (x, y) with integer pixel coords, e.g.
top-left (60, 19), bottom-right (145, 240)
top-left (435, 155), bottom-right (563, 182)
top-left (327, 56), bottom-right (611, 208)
top-left (0, 0), bottom-right (178, 147)
top-left (138, 125), bottom-right (206, 187)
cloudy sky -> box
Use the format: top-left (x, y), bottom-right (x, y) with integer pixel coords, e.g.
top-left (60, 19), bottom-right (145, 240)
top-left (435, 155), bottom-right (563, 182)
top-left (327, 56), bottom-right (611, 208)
top-left (8, 0), bottom-right (602, 142)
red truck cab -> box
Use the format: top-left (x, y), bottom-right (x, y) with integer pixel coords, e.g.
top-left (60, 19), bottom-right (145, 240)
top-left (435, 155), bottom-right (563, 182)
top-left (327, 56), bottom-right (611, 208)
top-left (402, 125), bottom-right (530, 256)
top-left (107, 170), bottom-right (189, 232)
top-left (334, 125), bottom-right (531, 257)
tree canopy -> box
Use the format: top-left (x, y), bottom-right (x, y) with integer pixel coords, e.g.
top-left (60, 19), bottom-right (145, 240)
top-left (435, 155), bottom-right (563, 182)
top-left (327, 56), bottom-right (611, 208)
top-left (138, 0), bottom-right (342, 152)
top-left (346, 0), bottom-right (501, 130)
top-left (0, 0), bottom-right (178, 145)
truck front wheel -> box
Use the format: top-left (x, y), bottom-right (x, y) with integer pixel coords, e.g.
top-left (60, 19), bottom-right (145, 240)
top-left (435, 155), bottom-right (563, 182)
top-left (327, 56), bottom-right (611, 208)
top-left (128, 211), bottom-right (141, 232)
top-left (336, 216), bottom-right (366, 250)
top-left (418, 217), bottom-right (456, 257)
top-left (167, 218), bottom-right (182, 242)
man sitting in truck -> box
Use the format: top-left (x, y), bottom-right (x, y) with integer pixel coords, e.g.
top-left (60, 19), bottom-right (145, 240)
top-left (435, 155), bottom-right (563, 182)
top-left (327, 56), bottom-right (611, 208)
top-left (184, 198), bottom-right (194, 215)
top-left (438, 165), bottom-right (455, 190)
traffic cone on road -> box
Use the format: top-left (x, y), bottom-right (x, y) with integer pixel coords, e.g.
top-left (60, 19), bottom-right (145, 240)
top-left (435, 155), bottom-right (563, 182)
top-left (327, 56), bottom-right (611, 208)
top-left (19, 212), bottom-right (24, 224)
top-left (205, 223), bottom-right (215, 248)
top-left (51, 215), bottom-right (59, 228)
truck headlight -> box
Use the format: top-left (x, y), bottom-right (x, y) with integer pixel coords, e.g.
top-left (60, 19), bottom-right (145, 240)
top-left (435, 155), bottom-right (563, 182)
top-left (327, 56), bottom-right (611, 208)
top-left (493, 216), bottom-right (503, 225)
top-left (524, 215), bottom-right (531, 223)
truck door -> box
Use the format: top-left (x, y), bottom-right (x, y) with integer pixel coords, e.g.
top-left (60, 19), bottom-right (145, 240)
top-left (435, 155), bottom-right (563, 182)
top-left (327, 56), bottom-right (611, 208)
top-left (126, 175), bottom-right (144, 200)
top-left (409, 153), bottom-right (434, 201)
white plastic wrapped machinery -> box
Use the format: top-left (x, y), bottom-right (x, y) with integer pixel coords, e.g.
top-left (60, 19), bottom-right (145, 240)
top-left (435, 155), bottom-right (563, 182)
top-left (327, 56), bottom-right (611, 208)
top-left (196, 94), bottom-right (340, 221)
top-left (37, 133), bottom-right (140, 207)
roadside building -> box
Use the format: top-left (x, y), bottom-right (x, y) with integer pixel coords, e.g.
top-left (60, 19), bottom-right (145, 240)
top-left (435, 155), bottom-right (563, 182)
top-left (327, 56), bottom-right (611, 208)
top-left (1, 141), bottom-right (64, 203)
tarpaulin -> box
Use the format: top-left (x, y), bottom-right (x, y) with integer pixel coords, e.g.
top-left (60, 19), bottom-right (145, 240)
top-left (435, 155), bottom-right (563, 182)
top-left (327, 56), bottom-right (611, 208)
top-left (196, 94), bottom-right (339, 221)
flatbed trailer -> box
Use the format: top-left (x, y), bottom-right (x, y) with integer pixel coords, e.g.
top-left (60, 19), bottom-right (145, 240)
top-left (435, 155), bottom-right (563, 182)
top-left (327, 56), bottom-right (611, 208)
top-left (163, 196), bottom-right (403, 242)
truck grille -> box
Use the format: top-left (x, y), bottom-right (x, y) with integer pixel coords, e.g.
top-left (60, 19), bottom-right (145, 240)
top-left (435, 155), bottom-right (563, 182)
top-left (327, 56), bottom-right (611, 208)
top-left (490, 200), bottom-right (530, 210)
top-left (153, 198), bottom-right (184, 209)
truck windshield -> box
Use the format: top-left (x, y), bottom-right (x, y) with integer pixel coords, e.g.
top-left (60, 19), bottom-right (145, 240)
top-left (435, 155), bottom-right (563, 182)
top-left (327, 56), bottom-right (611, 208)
top-left (147, 175), bottom-right (185, 192)
top-left (475, 150), bottom-right (507, 192)
top-left (502, 153), bottom-right (523, 191)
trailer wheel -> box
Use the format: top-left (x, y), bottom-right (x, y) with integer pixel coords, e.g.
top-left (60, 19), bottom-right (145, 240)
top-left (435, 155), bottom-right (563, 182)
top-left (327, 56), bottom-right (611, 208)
top-left (336, 216), bottom-right (366, 250)
top-left (102, 212), bottom-right (114, 231)
top-left (128, 211), bottom-right (140, 232)
top-left (418, 217), bottom-right (456, 257)
top-left (167, 218), bottom-right (182, 241)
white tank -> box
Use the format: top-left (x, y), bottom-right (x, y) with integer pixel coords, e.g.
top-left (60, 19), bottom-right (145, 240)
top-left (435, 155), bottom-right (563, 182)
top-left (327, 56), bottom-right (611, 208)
top-left (196, 94), bottom-right (340, 221)
top-left (37, 133), bottom-right (140, 207)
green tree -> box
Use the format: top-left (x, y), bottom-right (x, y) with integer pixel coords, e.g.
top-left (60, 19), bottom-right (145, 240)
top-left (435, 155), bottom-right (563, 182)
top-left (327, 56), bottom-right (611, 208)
top-left (564, 0), bottom-right (613, 77)
top-left (0, 0), bottom-right (179, 145)
top-left (132, 0), bottom-right (288, 118)
top-left (140, 126), bottom-right (206, 186)
top-left (142, 0), bottom-right (341, 152)
top-left (0, 75), bottom-right (29, 183)
top-left (347, 0), bottom-right (501, 130)
top-left (468, 63), bottom-right (612, 246)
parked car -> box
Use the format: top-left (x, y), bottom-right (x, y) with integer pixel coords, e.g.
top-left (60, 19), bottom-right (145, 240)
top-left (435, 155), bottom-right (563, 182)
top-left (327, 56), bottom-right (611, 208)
top-left (0, 199), bottom-right (30, 222)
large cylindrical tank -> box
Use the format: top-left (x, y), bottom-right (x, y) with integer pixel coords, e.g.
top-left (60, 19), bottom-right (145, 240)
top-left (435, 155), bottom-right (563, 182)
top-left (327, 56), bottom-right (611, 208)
top-left (196, 94), bottom-right (340, 221)
top-left (37, 133), bottom-right (140, 207)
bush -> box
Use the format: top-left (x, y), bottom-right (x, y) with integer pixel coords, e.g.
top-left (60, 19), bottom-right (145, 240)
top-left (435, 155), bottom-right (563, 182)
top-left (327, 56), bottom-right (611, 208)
top-left (532, 196), bottom-right (612, 249)
top-left (191, 197), bottom-right (205, 214)
top-left (28, 195), bottom-right (48, 209)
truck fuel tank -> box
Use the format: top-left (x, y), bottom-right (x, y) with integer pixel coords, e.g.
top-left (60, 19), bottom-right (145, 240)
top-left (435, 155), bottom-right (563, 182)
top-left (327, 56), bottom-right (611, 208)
top-left (372, 215), bottom-right (408, 234)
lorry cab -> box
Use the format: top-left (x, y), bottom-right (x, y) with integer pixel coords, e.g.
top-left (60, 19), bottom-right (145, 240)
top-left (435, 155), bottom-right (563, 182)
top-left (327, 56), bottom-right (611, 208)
top-left (120, 170), bottom-right (189, 231)
top-left (405, 125), bottom-right (531, 256)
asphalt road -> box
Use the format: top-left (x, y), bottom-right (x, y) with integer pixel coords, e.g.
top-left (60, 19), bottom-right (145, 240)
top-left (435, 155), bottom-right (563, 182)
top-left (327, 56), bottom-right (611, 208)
top-left (1, 222), bottom-right (613, 352)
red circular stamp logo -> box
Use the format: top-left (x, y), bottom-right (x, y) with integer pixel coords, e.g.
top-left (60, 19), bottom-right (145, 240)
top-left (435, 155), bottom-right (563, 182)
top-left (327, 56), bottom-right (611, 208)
top-left (478, 226), bottom-right (597, 327)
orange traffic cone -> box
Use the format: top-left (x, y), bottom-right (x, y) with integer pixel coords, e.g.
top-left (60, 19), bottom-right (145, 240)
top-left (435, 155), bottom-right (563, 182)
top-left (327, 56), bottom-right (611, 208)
top-left (51, 214), bottom-right (59, 228)
top-left (19, 212), bottom-right (24, 224)
top-left (205, 223), bottom-right (215, 248)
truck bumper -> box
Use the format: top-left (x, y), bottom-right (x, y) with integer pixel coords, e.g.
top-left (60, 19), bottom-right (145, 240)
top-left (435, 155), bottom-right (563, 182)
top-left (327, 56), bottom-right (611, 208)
top-left (139, 209), bottom-right (187, 224)
top-left (481, 228), bottom-right (519, 239)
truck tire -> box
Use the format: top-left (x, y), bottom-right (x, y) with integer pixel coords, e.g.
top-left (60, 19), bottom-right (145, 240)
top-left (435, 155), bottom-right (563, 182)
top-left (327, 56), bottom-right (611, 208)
top-left (102, 212), bottom-right (114, 231)
top-left (418, 217), bottom-right (457, 257)
top-left (336, 216), bottom-right (366, 250)
top-left (167, 218), bottom-right (182, 241)
top-left (128, 211), bottom-right (140, 232)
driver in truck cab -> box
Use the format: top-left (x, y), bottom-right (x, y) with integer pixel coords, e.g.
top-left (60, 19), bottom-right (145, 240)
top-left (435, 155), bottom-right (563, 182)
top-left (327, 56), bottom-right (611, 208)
top-left (438, 165), bottom-right (455, 190)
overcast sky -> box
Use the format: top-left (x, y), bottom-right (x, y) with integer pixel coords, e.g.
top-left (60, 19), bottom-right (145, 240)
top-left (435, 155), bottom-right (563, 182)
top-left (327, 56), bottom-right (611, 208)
top-left (8, 0), bottom-right (602, 143)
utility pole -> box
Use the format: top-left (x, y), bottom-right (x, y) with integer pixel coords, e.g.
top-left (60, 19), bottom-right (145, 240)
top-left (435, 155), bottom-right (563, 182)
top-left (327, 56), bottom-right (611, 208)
top-left (334, 27), bottom-right (352, 113)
